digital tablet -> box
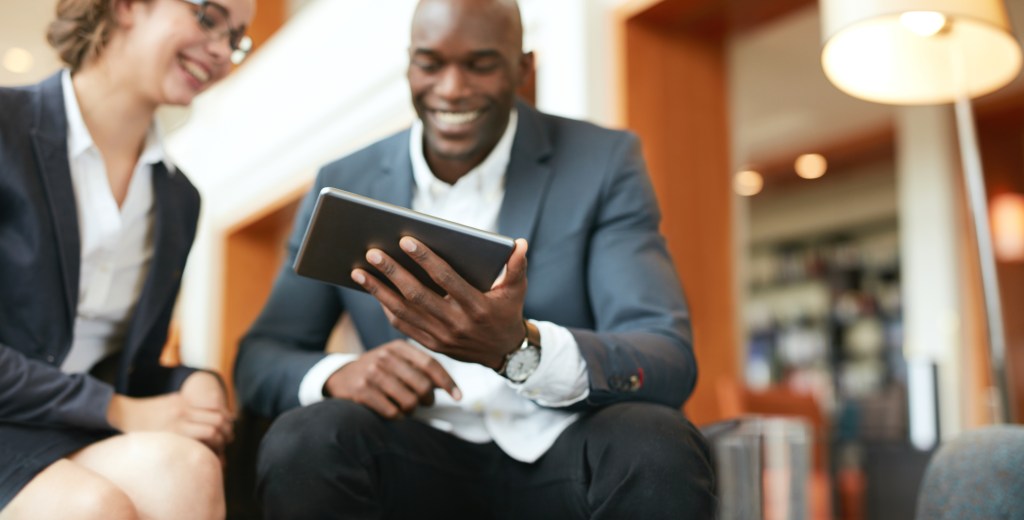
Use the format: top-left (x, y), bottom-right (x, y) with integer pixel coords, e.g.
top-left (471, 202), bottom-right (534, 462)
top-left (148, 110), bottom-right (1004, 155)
top-left (293, 187), bottom-right (516, 295)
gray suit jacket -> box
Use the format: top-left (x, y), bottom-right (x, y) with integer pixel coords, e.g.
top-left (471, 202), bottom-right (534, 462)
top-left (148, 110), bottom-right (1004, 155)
top-left (0, 72), bottom-right (201, 431)
top-left (236, 102), bottom-right (696, 419)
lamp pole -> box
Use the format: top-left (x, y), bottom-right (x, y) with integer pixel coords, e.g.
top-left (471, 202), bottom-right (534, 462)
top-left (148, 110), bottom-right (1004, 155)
top-left (953, 92), bottom-right (1011, 424)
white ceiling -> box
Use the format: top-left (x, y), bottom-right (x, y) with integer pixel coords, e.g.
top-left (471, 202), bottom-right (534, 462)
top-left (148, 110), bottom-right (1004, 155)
top-left (0, 0), bottom-right (61, 86)
top-left (729, 5), bottom-right (892, 167)
top-left (730, 0), bottom-right (1024, 169)
top-left (3, 0), bottom-right (1024, 169)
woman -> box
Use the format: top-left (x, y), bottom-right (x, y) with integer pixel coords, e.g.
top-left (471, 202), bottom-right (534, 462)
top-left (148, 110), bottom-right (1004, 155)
top-left (0, 0), bottom-right (254, 518)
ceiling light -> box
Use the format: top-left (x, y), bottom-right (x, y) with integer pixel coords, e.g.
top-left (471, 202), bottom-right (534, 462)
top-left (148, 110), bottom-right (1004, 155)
top-left (733, 170), bottom-right (763, 197)
top-left (794, 153), bottom-right (827, 179)
top-left (3, 47), bottom-right (34, 74)
top-left (991, 193), bottom-right (1024, 262)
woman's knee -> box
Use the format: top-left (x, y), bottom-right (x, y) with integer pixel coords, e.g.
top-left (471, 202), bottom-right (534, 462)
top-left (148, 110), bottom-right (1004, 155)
top-left (128, 432), bottom-right (219, 476)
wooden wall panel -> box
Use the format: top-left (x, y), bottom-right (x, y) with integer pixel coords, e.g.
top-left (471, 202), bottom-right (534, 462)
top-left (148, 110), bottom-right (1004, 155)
top-left (979, 117), bottom-right (1024, 423)
top-left (247, 0), bottom-right (287, 51)
top-left (619, 11), bottom-right (737, 425)
top-left (220, 186), bottom-right (306, 407)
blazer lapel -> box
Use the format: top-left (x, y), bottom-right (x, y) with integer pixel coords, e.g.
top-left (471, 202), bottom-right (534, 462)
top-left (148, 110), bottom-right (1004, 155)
top-left (498, 102), bottom-right (554, 244)
top-left (118, 163), bottom-right (183, 388)
top-left (30, 72), bottom-right (80, 328)
top-left (370, 133), bottom-right (414, 343)
top-left (370, 131), bottom-right (415, 209)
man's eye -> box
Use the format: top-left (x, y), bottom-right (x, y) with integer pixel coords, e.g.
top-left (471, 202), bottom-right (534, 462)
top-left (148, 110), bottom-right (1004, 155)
top-left (414, 59), bottom-right (441, 72)
top-left (469, 60), bottom-right (500, 73)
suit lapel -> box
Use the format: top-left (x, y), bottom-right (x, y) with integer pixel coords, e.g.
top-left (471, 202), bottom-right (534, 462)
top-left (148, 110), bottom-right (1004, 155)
top-left (370, 133), bottom-right (414, 343)
top-left (371, 132), bottom-right (415, 208)
top-left (30, 73), bottom-right (80, 329)
top-left (118, 163), bottom-right (182, 387)
top-left (498, 102), bottom-right (554, 244)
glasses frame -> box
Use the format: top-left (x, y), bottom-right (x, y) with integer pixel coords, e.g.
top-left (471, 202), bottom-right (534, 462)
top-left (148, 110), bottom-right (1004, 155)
top-left (179, 0), bottom-right (253, 65)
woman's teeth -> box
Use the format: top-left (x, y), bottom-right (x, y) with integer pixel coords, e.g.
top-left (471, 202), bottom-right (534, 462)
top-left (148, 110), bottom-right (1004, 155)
top-left (180, 58), bottom-right (210, 84)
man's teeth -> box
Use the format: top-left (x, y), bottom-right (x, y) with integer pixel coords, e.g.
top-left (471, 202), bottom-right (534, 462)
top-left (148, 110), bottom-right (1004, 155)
top-left (181, 58), bottom-right (210, 83)
top-left (435, 110), bottom-right (480, 125)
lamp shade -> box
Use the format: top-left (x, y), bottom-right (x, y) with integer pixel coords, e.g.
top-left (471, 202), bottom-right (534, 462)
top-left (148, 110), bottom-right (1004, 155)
top-left (821, 0), bottom-right (1023, 105)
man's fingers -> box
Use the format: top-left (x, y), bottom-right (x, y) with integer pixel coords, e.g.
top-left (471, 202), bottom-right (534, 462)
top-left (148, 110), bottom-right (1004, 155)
top-left (502, 238), bottom-right (529, 287)
top-left (371, 374), bottom-right (421, 414)
top-left (353, 264), bottom-right (443, 335)
top-left (359, 390), bottom-right (402, 419)
top-left (364, 248), bottom-right (447, 309)
top-left (384, 351), bottom-right (440, 398)
top-left (411, 358), bottom-right (461, 402)
top-left (399, 237), bottom-right (476, 301)
top-left (419, 391), bottom-right (436, 407)
top-left (390, 342), bottom-right (462, 401)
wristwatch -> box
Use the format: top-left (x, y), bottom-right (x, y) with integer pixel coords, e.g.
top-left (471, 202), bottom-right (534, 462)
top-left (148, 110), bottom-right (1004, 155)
top-left (497, 320), bottom-right (542, 383)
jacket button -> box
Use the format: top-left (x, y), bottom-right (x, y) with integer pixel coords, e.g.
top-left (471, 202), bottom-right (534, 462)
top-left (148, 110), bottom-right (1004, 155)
top-left (46, 354), bottom-right (55, 363)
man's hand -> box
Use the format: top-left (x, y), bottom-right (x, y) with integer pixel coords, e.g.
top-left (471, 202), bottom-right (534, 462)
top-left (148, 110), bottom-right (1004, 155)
top-left (106, 371), bottom-right (235, 458)
top-left (324, 340), bottom-right (461, 419)
top-left (350, 237), bottom-right (529, 370)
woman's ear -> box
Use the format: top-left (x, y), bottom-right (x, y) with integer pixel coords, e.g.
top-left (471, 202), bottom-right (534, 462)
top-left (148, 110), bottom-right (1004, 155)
top-left (113, 0), bottom-right (140, 29)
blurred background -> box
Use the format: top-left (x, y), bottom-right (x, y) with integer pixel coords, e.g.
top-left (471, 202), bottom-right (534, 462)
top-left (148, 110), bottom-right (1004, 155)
top-left (4, 0), bottom-right (1024, 518)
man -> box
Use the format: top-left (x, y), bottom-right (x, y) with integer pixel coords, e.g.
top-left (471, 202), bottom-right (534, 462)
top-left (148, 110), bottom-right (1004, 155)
top-left (235, 0), bottom-right (716, 517)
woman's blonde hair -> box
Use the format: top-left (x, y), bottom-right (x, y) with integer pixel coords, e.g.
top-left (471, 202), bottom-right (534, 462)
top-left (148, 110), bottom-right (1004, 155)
top-left (46, 0), bottom-right (127, 71)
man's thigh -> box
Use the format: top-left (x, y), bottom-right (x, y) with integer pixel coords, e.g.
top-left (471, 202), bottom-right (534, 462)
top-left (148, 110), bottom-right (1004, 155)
top-left (519, 401), bottom-right (715, 519)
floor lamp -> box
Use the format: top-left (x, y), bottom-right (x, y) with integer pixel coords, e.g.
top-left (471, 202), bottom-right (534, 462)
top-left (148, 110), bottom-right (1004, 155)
top-left (819, 0), bottom-right (1023, 424)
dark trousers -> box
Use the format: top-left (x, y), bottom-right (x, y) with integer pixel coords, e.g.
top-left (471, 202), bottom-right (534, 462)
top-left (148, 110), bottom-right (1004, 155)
top-left (257, 399), bottom-right (716, 519)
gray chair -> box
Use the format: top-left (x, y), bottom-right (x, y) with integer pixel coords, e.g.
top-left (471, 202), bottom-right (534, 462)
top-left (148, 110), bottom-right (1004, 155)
top-left (916, 425), bottom-right (1024, 520)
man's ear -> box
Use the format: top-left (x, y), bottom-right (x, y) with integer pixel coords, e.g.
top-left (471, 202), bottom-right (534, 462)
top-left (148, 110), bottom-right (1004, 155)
top-left (517, 51), bottom-right (535, 88)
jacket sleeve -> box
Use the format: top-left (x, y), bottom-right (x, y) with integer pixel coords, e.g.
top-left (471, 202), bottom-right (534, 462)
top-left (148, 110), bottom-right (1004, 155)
top-left (0, 342), bottom-right (116, 431)
top-left (128, 364), bottom-right (200, 397)
top-left (567, 133), bottom-right (697, 411)
top-left (234, 170), bottom-right (346, 419)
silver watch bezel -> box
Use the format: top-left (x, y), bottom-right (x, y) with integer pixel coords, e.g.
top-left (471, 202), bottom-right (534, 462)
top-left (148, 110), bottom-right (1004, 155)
top-left (502, 342), bottom-right (541, 383)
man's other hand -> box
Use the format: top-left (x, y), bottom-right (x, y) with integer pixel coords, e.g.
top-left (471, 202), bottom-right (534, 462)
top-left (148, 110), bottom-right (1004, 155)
top-left (324, 340), bottom-right (461, 419)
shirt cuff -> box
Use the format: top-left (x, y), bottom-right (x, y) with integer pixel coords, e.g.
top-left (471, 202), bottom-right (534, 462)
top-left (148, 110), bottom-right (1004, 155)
top-left (298, 353), bottom-right (359, 406)
top-left (510, 320), bottom-right (590, 407)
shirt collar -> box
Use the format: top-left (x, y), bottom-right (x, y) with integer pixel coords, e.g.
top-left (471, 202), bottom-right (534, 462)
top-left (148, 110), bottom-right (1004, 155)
top-left (409, 109), bottom-right (518, 201)
top-left (61, 69), bottom-right (175, 173)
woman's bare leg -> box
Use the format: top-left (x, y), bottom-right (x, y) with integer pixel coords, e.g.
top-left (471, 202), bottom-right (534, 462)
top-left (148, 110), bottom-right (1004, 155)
top-left (0, 459), bottom-right (138, 520)
top-left (69, 432), bottom-right (225, 520)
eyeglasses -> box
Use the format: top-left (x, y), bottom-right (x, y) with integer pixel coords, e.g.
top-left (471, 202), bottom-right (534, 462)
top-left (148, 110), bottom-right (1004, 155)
top-left (179, 0), bottom-right (253, 65)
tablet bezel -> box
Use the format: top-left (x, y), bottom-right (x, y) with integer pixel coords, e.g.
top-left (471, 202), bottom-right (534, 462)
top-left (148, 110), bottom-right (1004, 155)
top-left (293, 187), bottom-right (516, 295)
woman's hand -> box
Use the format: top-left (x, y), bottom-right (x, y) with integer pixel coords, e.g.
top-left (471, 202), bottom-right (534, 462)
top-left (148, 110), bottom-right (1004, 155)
top-left (106, 372), bottom-right (235, 459)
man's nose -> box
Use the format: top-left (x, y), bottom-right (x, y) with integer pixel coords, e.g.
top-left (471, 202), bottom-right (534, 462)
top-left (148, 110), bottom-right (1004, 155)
top-left (434, 65), bottom-right (471, 99)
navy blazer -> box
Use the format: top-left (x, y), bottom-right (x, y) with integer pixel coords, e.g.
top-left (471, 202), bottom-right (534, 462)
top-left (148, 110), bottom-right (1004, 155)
top-left (236, 102), bottom-right (697, 419)
top-left (0, 72), bottom-right (201, 431)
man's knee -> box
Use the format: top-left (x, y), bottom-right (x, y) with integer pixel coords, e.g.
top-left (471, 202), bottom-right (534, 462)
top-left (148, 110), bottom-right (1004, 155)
top-left (584, 402), bottom-right (708, 458)
top-left (575, 402), bottom-right (716, 517)
top-left (258, 399), bottom-right (383, 476)
top-left (576, 401), bottom-right (715, 494)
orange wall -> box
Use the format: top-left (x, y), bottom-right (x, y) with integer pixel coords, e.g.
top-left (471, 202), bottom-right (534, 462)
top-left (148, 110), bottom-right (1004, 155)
top-left (618, 6), bottom-right (738, 425)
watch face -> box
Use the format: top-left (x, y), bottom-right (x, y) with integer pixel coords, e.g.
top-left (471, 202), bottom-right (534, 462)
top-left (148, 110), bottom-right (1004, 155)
top-left (505, 345), bottom-right (541, 382)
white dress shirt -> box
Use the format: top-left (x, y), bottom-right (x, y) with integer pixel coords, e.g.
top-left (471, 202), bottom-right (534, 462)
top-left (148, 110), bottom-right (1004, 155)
top-left (58, 70), bottom-right (166, 374)
top-left (298, 111), bottom-right (591, 462)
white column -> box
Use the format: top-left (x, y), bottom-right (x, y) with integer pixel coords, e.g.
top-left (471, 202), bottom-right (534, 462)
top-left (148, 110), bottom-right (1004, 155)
top-left (896, 105), bottom-right (964, 443)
